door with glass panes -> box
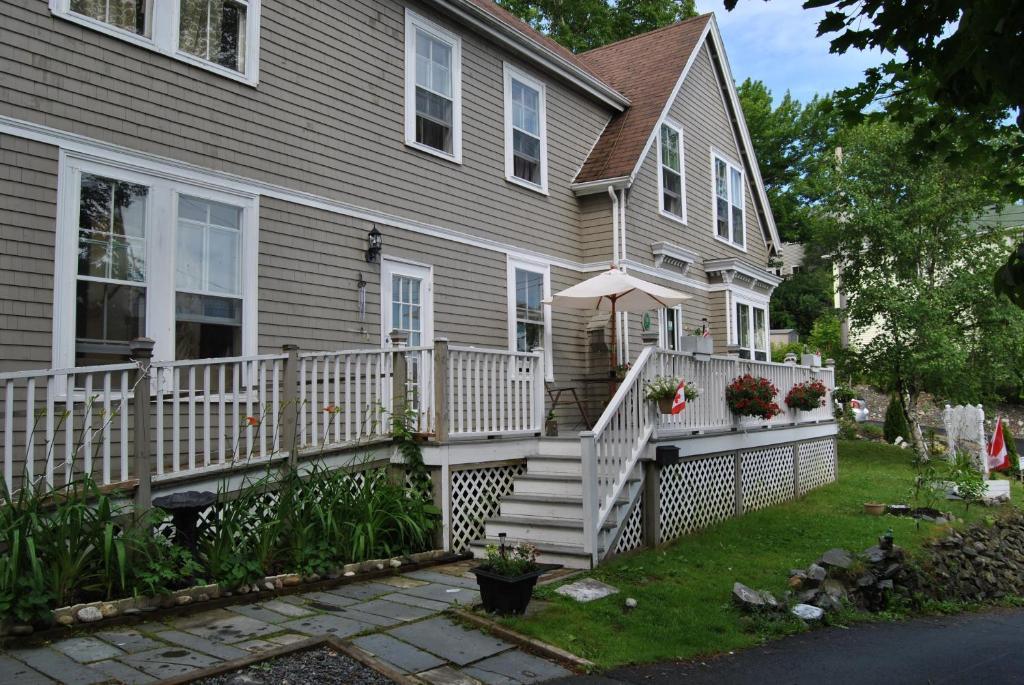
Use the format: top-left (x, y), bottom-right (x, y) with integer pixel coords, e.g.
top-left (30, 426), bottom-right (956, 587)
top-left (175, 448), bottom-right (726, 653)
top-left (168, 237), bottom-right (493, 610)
top-left (382, 260), bottom-right (434, 421)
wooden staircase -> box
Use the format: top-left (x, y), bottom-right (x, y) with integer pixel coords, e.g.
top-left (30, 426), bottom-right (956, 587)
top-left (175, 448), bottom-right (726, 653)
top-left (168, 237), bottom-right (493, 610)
top-left (468, 438), bottom-right (641, 569)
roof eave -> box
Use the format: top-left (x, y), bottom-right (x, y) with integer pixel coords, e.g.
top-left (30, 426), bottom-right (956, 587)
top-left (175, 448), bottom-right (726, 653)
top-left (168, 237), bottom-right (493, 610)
top-left (571, 176), bottom-right (632, 196)
top-left (430, 0), bottom-right (631, 112)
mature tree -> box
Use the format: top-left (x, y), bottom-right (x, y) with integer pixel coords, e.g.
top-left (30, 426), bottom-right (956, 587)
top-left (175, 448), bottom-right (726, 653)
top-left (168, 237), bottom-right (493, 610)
top-left (768, 266), bottom-right (832, 338)
top-left (496, 0), bottom-right (697, 52)
top-left (817, 120), bottom-right (1021, 460)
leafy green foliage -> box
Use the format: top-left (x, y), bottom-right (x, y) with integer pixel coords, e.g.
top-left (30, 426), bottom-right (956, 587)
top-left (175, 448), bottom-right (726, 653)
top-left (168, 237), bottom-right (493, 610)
top-left (883, 396), bottom-right (911, 444)
top-left (480, 541), bottom-right (539, 577)
top-left (994, 241), bottom-right (1024, 309)
top-left (769, 267), bottom-right (835, 338)
top-left (495, 0), bottom-right (697, 52)
top-left (948, 453), bottom-right (986, 514)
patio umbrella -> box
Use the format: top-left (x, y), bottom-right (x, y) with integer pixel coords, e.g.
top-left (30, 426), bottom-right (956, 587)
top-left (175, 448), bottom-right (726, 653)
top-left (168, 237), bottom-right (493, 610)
top-left (545, 268), bottom-right (692, 369)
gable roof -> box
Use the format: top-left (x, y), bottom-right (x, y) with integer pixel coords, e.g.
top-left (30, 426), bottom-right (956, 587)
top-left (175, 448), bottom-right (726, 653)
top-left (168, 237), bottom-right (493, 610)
top-left (574, 15), bottom-right (712, 184)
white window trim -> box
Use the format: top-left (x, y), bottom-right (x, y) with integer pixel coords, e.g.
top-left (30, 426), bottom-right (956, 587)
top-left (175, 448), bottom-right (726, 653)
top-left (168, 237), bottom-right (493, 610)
top-left (729, 292), bottom-right (769, 359)
top-left (657, 119), bottom-right (686, 224)
top-left (506, 256), bottom-right (553, 381)
top-left (380, 257), bottom-right (434, 347)
top-left (404, 9), bottom-right (463, 164)
top-left (503, 63), bottom-right (549, 195)
top-left (53, 150), bottom-right (260, 372)
top-left (48, 0), bottom-right (262, 86)
top-left (710, 148), bottom-right (746, 252)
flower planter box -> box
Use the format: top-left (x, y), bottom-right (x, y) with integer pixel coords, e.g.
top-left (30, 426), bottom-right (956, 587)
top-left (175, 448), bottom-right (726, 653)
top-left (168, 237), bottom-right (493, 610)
top-left (471, 564), bottom-right (561, 615)
top-left (681, 336), bottom-right (714, 357)
top-left (801, 353), bottom-right (822, 367)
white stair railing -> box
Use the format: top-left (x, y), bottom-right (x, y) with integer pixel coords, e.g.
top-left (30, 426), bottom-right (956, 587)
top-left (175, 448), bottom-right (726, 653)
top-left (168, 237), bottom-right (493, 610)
top-left (580, 345), bottom-right (658, 564)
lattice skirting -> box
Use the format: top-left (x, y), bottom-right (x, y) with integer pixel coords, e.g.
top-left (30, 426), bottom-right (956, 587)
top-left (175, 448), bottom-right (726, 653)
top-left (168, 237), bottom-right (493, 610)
top-left (798, 437), bottom-right (838, 495)
top-left (659, 453), bottom-right (735, 541)
top-left (448, 462), bottom-right (527, 552)
top-left (741, 445), bottom-right (797, 512)
top-left (614, 493), bottom-right (645, 554)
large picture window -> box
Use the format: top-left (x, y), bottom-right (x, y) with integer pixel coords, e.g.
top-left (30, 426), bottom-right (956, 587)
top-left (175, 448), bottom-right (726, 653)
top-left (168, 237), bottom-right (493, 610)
top-left (713, 153), bottom-right (745, 247)
top-left (55, 155), bottom-right (258, 370)
top-left (658, 121), bottom-right (685, 222)
top-left (50, 0), bottom-right (261, 84)
top-left (405, 10), bottom-right (462, 162)
top-left (504, 65), bottom-right (548, 192)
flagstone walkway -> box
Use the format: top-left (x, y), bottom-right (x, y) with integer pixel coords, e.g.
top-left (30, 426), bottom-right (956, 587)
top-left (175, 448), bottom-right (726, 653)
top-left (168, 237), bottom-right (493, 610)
top-left (0, 562), bottom-right (571, 685)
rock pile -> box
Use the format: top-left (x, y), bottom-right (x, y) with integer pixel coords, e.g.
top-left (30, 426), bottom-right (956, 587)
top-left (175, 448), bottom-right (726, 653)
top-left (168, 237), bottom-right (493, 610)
top-left (916, 511), bottom-right (1024, 602)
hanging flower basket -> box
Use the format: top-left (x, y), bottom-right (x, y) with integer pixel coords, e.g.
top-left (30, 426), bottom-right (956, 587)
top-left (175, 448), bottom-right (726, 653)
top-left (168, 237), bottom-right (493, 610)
top-left (725, 374), bottom-right (781, 420)
top-left (645, 377), bottom-right (698, 414)
top-left (785, 380), bottom-right (828, 412)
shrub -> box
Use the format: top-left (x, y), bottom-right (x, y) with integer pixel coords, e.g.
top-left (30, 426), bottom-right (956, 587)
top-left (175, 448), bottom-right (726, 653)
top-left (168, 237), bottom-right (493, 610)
top-left (726, 375), bottom-right (781, 420)
top-left (833, 386), bottom-right (855, 405)
top-left (1003, 421), bottom-right (1020, 472)
top-left (785, 380), bottom-right (828, 411)
top-left (883, 396), bottom-right (911, 444)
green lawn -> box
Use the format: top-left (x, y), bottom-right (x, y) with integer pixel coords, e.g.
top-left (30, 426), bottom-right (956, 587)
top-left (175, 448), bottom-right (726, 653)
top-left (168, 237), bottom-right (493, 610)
top-left (502, 440), bottom-right (1023, 668)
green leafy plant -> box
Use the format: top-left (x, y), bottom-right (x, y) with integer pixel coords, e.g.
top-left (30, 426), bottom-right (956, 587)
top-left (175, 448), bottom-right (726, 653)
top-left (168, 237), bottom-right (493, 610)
top-left (784, 379), bottom-right (828, 411)
top-left (883, 396), bottom-right (912, 445)
top-left (479, 541), bottom-right (539, 577)
top-left (833, 386), bottom-right (855, 405)
top-left (726, 375), bottom-right (781, 420)
top-left (644, 377), bottom-right (698, 402)
top-left (949, 453), bottom-right (986, 514)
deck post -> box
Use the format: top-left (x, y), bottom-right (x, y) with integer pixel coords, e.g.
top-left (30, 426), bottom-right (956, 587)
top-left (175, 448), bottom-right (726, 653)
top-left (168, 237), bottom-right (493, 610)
top-left (281, 344), bottom-right (300, 467)
top-left (580, 431), bottom-right (600, 566)
top-left (433, 338), bottom-right (450, 443)
top-left (129, 338), bottom-right (155, 513)
top-left (530, 346), bottom-right (545, 434)
top-left (642, 459), bottom-right (661, 547)
top-left (390, 330), bottom-right (409, 422)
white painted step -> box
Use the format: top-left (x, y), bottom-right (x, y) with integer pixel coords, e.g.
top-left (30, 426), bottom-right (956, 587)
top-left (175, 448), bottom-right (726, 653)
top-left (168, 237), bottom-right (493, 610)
top-left (469, 538), bottom-right (600, 570)
top-left (535, 438), bottom-right (583, 457)
top-left (526, 455), bottom-right (582, 477)
top-left (484, 514), bottom-right (617, 547)
top-left (513, 473), bottom-right (583, 497)
top-left (499, 493), bottom-right (630, 519)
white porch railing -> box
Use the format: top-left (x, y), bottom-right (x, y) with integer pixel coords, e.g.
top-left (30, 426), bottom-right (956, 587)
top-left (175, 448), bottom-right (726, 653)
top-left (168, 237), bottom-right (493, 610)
top-left (446, 345), bottom-right (544, 439)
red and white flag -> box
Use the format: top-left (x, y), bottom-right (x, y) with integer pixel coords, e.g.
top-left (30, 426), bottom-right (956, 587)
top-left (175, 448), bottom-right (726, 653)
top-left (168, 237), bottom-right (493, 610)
top-left (672, 379), bottom-right (688, 414)
top-left (988, 417), bottom-right (1011, 472)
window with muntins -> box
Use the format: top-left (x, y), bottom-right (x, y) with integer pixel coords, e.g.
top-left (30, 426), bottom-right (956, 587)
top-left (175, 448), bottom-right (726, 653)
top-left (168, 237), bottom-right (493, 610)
top-left (515, 269), bottom-right (545, 352)
top-left (504, 65), bottom-right (548, 192)
top-left (405, 11), bottom-right (462, 162)
top-left (714, 154), bottom-right (745, 247)
top-left (659, 123), bottom-right (684, 221)
top-left (51, 0), bottom-right (261, 83)
top-left (735, 301), bottom-right (768, 361)
top-left (391, 274), bottom-right (424, 347)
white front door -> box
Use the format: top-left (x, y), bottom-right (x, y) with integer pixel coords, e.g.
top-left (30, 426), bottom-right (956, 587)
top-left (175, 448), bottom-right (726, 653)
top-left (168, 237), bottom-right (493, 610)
top-left (381, 259), bottom-right (433, 346)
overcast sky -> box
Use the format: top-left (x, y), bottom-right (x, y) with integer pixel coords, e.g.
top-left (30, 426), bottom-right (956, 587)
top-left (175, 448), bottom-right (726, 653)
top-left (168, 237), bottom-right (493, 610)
top-left (698, 0), bottom-right (888, 105)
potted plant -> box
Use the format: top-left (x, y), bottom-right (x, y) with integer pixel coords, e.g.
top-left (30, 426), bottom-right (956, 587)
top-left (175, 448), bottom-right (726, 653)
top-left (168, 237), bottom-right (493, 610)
top-left (471, 538), bottom-right (560, 615)
top-left (680, 327), bottom-right (714, 357)
top-left (545, 409), bottom-right (558, 437)
top-left (612, 363), bottom-right (631, 381)
top-left (785, 379), bottom-right (828, 412)
top-left (645, 377), bottom-right (698, 413)
top-left (800, 347), bottom-right (822, 368)
top-left (725, 374), bottom-right (781, 423)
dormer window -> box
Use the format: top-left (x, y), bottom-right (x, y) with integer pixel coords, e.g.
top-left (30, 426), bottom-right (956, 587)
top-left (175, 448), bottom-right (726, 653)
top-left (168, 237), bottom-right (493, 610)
top-left (713, 152), bottom-right (745, 248)
top-left (658, 121), bottom-right (685, 222)
top-left (504, 65), bottom-right (548, 193)
top-left (405, 10), bottom-right (463, 163)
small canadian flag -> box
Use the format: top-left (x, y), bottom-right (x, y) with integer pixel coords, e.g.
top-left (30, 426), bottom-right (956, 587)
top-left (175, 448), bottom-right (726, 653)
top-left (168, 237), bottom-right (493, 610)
top-left (988, 417), bottom-right (1011, 472)
top-left (671, 379), bottom-right (688, 414)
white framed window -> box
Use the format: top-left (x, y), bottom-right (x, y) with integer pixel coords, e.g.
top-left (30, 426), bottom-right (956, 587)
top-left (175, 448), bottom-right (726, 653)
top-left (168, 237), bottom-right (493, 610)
top-left (49, 0), bottom-right (261, 85)
top-left (658, 120), bottom-right (685, 223)
top-left (658, 306), bottom-right (683, 351)
top-left (53, 152), bottom-right (259, 370)
top-left (507, 257), bottom-right (553, 381)
top-left (732, 297), bottom-right (768, 361)
top-left (712, 151), bottom-right (745, 249)
top-left (381, 258), bottom-right (434, 348)
top-left (503, 64), bottom-right (548, 193)
top-left (405, 10), bottom-right (462, 163)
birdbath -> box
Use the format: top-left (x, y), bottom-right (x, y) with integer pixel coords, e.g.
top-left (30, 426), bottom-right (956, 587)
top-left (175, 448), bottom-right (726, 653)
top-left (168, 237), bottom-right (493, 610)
top-left (153, 491), bottom-right (217, 554)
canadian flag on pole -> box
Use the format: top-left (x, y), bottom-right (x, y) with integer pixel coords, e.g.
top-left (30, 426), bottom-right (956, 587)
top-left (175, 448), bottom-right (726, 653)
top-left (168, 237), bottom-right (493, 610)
top-left (988, 417), bottom-right (1011, 472)
top-left (671, 379), bottom-right (688, 414)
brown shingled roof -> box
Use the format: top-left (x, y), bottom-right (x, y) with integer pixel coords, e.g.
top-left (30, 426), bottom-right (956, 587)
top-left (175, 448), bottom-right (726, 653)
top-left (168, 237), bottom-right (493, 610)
top-left (575, 14), bottom-right (712, 184)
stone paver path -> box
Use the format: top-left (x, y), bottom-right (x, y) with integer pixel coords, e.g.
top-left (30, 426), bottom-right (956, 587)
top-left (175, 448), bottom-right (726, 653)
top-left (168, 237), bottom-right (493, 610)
top-left (1, 563), bottom-right (571, 685)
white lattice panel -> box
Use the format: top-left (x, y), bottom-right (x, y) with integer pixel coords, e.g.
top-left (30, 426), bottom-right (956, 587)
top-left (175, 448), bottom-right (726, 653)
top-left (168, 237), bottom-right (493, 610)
top-left (614, 495), bottom-right (644, 554)
top-left (741, 446), bottom-right (795, 512)
top-left (449, 463), bottom-right (526, 552)
top-left (799, 438), bottom-right (837, 494)
top-left (404, 467), bottom-right (434, 501)
top-left (659, 454), bottom-right (736, 542)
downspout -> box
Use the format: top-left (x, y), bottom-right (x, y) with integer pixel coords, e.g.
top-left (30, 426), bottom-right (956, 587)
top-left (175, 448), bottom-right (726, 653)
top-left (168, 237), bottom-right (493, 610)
top-left (607, 186), bottom-right (619, 267)
top-left (618, 188), bottom-right (628, 363)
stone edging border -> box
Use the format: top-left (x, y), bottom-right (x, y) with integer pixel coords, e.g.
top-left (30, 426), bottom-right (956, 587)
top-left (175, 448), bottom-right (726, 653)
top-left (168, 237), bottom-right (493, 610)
top-left (2, 550), bottom-right (470, 648)
top-left (163, 634), bottom-right (418, 685)
top-left (447, 607), bottom-right (594, 673)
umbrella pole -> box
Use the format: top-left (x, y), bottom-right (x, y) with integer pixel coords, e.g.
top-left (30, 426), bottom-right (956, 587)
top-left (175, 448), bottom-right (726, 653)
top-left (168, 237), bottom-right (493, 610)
top-left (609, 297), bottom-right (617, 372)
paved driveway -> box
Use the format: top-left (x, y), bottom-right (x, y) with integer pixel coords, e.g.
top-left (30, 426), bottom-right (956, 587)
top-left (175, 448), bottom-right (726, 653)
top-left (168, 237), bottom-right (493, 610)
top-left (552, 608), bottom-right (1024, 685)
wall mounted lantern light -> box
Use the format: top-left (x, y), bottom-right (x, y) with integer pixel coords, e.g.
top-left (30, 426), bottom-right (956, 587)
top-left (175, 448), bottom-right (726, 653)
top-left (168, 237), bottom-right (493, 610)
top-left (366, 226), bottom-right (382, 263)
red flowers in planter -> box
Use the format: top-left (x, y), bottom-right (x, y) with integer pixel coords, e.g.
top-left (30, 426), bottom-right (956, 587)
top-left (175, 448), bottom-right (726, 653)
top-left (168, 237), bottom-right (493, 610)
top-left (785, 379), bottom-right (829, 411)
top-left (726, 374), bottom-right (781, 420)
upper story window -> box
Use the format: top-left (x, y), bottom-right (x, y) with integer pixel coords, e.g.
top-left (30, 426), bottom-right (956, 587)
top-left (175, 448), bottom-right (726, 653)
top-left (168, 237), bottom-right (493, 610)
top-left (658, 121), bottom-right (685, 222)
top-left (50, 0), bottom-right (261, 85)
top-left (713, 152), bottom-right (745, 248)
top-left (504, 65), bottom-right (548, 193)
top-left (405, 10), bottom-right (462, 163)
top-left (735, 300), bottom-right (767, 361)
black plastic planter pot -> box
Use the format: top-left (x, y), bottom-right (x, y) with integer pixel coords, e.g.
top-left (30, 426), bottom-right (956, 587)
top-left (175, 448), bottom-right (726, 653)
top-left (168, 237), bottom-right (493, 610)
top-left (471, 564), bottom-right (561, 615)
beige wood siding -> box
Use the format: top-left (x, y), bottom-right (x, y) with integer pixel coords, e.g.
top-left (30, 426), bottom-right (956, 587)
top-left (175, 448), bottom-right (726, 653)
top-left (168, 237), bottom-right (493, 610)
top-left (0, 0), bottom-right (612, 264)
top-left (0, 136), bottom-right (57, 372)
top-left (625, 45), bottom-right (771, 276)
